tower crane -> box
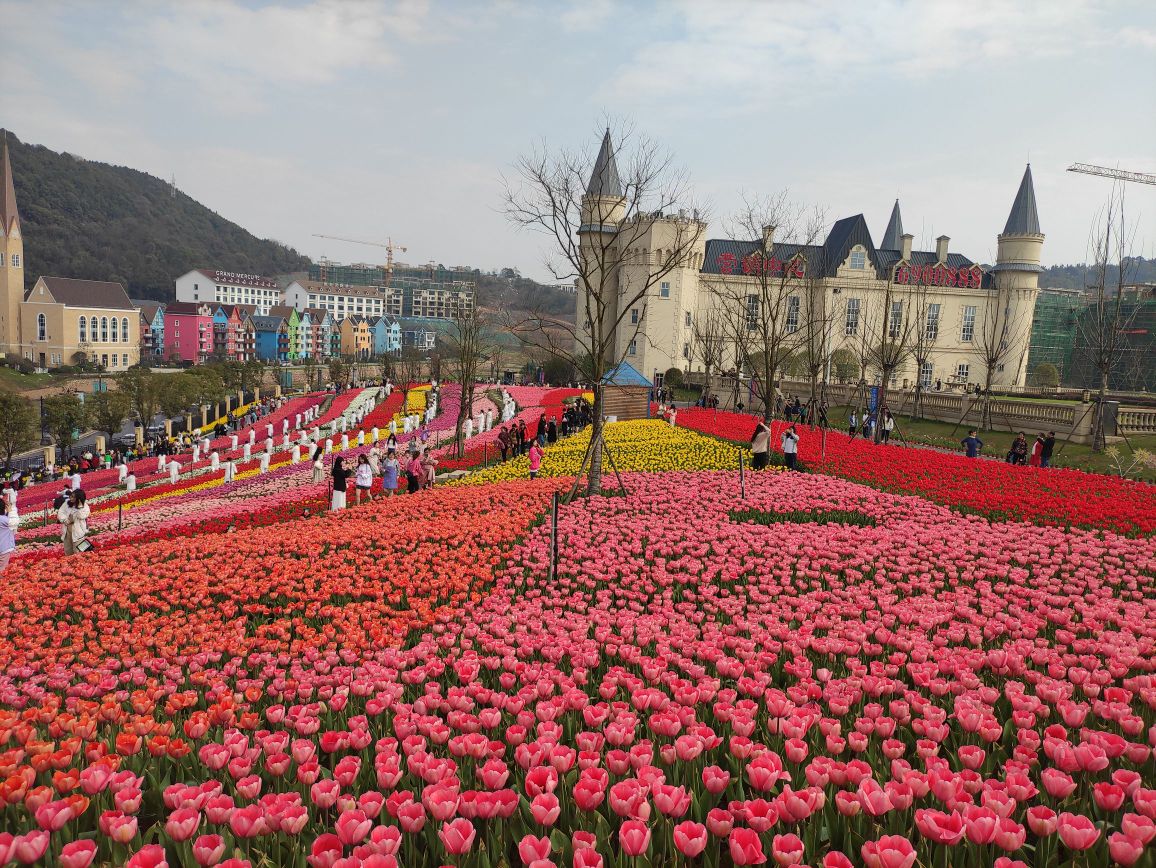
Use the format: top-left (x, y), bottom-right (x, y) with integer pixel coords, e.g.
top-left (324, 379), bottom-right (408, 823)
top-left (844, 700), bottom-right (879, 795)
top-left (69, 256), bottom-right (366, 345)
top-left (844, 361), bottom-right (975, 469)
top-left (312, 234), bottom-right (408, 285)
top-left (1066, 164), bottom-right (1156, 186)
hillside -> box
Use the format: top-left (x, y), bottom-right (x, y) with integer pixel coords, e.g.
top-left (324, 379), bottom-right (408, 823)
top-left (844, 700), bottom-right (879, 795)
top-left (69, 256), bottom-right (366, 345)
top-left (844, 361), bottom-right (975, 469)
top-left (6, 132), bottom-right (310, 302)
top-left (1040, 256), bottom-right (1156, 290)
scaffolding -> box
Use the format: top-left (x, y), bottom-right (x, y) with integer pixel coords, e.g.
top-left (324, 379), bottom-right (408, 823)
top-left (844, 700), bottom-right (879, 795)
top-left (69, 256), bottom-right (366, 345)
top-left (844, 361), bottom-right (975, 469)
top-left (1027, 289), bottom-right (1083, 383)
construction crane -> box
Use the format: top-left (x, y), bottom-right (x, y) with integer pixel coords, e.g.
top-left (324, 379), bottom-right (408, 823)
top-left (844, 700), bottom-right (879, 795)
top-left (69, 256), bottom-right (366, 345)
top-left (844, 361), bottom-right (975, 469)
top-left (312, 234), bottom-right (408, 285)
top-left (1067, 164), bottom-right (1156, 186)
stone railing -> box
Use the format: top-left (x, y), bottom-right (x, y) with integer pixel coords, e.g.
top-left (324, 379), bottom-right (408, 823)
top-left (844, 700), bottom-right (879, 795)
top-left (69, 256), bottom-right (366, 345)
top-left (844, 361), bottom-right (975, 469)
top-left (1119, 407), bottom-right (1156, 435)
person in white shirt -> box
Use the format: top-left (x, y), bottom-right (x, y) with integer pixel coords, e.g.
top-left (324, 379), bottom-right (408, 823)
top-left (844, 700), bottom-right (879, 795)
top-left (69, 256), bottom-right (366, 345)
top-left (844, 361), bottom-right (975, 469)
top-left (881, 410), bottom-right (895, 444)
top-left (0, 498), bottom-right (17, 572)
top-left (781, 425), bottom-right (800, 470)
top-left (58, 489), bottom-right (91, 555)
top-left (750, 421), bottom-right (771, 470)
top-left (354, 454), bottom-right (374, 505)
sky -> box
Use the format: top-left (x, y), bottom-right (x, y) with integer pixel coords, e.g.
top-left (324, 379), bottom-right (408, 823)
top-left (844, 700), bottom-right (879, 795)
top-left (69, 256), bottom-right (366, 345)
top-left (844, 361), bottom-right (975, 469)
top-left (2, 0), bottom-right (1154, 282)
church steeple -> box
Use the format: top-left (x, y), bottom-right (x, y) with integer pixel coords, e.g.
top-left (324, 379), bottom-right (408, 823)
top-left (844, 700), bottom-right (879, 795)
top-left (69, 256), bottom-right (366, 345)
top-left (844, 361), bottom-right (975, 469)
top-left (586, 129), bottom-right (622, 199)
top-left (880, 199), bottom-right (904, 250)
top-left (1002, 164), bottom-right (1041, 236)
top-left (1, 132), bottom-right (19, 237)
top-left (0, 130), bottom-right (25, 356)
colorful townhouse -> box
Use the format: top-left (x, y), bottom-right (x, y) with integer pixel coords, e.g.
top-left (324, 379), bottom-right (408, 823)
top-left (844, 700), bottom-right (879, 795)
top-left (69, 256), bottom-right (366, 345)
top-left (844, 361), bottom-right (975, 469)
top-left (163, 301), bottom-right (214, 364)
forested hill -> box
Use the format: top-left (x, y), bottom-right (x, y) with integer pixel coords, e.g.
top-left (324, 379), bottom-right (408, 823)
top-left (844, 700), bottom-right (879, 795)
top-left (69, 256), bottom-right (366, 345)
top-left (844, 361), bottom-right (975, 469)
top-left (6, 132), bottom-right (310, 302)
top-left (1040, 257), bottom-right (1156, 290)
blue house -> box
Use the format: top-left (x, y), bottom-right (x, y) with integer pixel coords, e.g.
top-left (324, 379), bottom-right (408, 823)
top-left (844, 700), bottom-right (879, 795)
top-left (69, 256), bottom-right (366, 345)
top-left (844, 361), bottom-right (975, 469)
top-left (369, 316), bottom-right (402, 356)
top-left (252, 314), bottom-right (288, 362)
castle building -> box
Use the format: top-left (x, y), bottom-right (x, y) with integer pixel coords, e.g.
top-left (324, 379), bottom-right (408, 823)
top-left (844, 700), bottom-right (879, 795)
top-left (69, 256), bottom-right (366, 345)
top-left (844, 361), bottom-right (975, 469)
top-left (577, 132), bottom-right (1044, 392)
top-left (0, 136), bottom-right (140, 370)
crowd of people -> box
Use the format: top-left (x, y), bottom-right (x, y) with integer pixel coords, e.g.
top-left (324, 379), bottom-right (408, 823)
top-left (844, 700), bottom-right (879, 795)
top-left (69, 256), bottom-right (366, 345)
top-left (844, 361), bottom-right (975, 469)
top-left (961, 430), bottom-right (1057, 467)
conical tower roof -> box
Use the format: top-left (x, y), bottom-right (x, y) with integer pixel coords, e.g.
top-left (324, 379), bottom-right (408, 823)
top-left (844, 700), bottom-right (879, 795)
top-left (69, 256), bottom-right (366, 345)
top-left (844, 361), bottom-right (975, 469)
top-left (586, 129), bottom-right (622, 198)
top-left (1002, 164), bottom-right (1041, 235)
top-left (880, 199), bottom-right (904, 250)
top-left (0, 132), bottom-right (19, 235)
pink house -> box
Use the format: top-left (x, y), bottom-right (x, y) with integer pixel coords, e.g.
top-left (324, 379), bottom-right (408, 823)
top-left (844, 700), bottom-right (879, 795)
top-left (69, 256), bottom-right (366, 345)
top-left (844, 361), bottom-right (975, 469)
top-left (163, 301), bottom-right (214, 363)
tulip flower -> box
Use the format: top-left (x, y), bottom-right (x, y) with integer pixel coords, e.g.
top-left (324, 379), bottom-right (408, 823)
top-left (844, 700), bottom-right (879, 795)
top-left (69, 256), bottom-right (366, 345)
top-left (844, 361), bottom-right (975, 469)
top-left (618, 820), bottom-right (651, 857)
top-left (1057, 813), bottom-right (1100, 850)
top-left (439, 818), bottom-right (476, 855)
top-left (672, 821), bottom-right (708, 858)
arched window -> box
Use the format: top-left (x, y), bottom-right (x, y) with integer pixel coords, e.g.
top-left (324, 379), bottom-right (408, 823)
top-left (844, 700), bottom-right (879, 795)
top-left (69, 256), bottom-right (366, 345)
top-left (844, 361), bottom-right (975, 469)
top-left (101, 317), bottom-right (109, 342)
top-left (37, 313), bottom-right (46, 341)
top-left (122, 317), bottom-right (130, 341)
top-left (111, 317), bottom-right (119, 343)
top-left (78, 316), bottom-right (87, 343)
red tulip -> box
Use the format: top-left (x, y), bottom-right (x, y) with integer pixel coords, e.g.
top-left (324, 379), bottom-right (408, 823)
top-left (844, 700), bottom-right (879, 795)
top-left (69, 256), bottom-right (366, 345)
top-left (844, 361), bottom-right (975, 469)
top-left (335, 809), bottom-right (373, 846)
top-left (124, 844), bottom-right (168, 868)
top-left (307, 833), bottom-right (343, 868)
top-left (573, 848), bottom-right (603, 868)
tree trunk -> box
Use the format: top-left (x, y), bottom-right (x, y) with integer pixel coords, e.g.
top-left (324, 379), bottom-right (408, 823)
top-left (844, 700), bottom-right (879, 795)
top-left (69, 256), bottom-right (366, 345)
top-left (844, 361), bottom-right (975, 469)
top-left (454, 381), bottom-right (471, 459)
top-left (982, 371), bottom-right (995, 430)
top-left (587, 385), bottom-right (605, 494)
top-left (874, 374), bottom-right (889, 444)
top-left (1093, 370), bottom-right (1110, 452)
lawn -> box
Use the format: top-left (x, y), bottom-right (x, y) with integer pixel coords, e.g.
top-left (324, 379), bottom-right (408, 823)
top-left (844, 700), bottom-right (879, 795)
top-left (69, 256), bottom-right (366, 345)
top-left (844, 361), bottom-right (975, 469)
top-left (0, 366), bottom-right (64, 392)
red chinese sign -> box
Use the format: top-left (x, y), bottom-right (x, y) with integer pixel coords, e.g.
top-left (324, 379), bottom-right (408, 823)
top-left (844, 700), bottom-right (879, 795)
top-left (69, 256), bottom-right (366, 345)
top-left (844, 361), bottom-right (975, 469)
top-left (896, 264), bottom-right (984, 288)
top-left (716, 252), bottom-right (805, 278)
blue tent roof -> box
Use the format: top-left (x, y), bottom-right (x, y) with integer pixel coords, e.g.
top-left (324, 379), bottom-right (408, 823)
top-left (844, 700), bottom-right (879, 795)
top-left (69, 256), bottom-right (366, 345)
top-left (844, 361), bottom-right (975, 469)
top-left (603, 361), bottom-right (653, 388)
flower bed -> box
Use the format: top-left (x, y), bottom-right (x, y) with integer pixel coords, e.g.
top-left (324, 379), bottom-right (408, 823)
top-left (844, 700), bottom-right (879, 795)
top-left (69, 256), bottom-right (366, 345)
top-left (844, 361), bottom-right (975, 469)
top-left (461, 419), bottom-right (754, 484)
top-left (0, 471), bottom-right (1152, 867)
top-left (674, 407), bottom-right (1156, 536)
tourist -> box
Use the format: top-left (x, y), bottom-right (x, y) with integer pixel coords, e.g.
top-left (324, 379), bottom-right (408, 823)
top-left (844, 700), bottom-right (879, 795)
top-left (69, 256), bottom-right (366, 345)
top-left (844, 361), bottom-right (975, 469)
top-left (386, 431), bottom-right (398, 453)
top-left (781, 424), bottom-right (800, 470)
top-left (517, 419), bottom-right (529, 455)
top-left (1041, 431), bottom-right (1056, 468)
top-left (311, 443), bottom-right (325, 484)
top-left (547, 417), bottom-right (558, 444)
top-left (537, 413), bottom-right (548, 447)
top-left (1029, 434), bottom-right (1045, 468)
top-left (58, 489), bottom-right (90, 555)
top-left (861, 415), bottom-right (872, 440)
top-left (406, 451), bottom-right (423, 494)
top-left (750, 420), bottom-right (771, 470)
top-left (528, 440), bottom-right (544, 480)
top-left (367, 443), bottom-right (382, 476)
top-left (497, 427), bottom-right (510, 461)
top-left (1008, 432), bottom-right (1029, 465)
top-left (354, 454), bottom-right (374, 505)
top-left (422, 449), bottom-right (438, 489)
top-left (0, 497), bottom-right (15, 573)
top-left (961, 430), bottom-right (984, 458)
top-left (330, 456), bottom-right (349, 511)
top-left (848, 411), bottom-right (858, 439)
top-left (382, 450), bottom-right (400, 497)
top-left (881, 410), bottom-right (895, 444)
top-left (668, 406), bottom-right (677, 428)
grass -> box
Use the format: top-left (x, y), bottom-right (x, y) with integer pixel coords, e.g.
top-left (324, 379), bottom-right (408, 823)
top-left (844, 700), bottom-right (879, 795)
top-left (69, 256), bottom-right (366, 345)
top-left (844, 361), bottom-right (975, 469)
top-left (0, 367), bottom-right (64, 392)
top-left (822, 406), bottom-right (1156, 478)
top-left (729, 507), bottom-right (877, 527)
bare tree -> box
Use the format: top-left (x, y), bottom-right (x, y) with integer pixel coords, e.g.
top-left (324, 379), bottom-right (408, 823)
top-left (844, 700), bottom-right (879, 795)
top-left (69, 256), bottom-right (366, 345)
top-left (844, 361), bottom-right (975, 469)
top-left (867, 271), bottom-right (919, 441)
top-left (796, 253), bottom-right (842, 414)
top-left (708, 193), bottom-right (828, 423)
top-left (1078, 184), bottom-right (1138, 451)
top-left (975, 282), bottom-right (1032, 429)
top-left (504, 125), bottom-right (704, 496)
top-left (909, 283), bottom-right (940, 420)
top-left (445, 306), bottom-right (489, 458)
top-left (690, 308), bottom-right (727, 405)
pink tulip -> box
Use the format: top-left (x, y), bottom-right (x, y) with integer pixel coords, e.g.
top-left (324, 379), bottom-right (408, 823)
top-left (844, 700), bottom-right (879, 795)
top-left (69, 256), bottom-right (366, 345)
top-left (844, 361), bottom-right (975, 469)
top-left (861, 835), bottom-right (916, 868)
top-left (728, 828), bottom-right (767, 865)
top-left (11, 832), bottom-right (50, 865)
top-left (672, 821), bottom-right (708, 858)
top-left (531, 793), bottom-right (561, 825)
top-left (192, 834), bottom-right (226, 867)
top-left (519, 834), bottom-right (552, 864)
top-left (619, 820), bottom-right (651, 857)
top-left (59, 840), bottom-right (98, 868)
top-left (1108, 833), bottom-right (1144, 866)
top-left (1057, 813), bottom-right (1100, 850)
top-left (336, 809), bottom-right (373, 846)
top-left (439, 818), bottom-right (476, 855)
top-left (165, 807), bottom-right (202, 842)
top-left (771, 833), bottom-right (804, 866)
top-left (573, 848), bottom-right (603, 868)
top-left (124, 845), bottom-right (169, 868)
top-left (307, 833), bottom-right (344, 868)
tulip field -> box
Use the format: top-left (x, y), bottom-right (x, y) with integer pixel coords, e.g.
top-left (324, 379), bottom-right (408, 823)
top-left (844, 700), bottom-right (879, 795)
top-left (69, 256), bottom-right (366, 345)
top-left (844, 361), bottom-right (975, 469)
top-left (0, 388), bottom-right (1154, 868)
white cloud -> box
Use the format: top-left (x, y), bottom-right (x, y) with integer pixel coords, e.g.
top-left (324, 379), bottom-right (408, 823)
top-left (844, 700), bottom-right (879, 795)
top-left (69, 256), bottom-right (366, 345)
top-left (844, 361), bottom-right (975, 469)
top-left (561, 0), bottom-right (614, 32)
top-left (610, 0), bottom-right (1102, 107)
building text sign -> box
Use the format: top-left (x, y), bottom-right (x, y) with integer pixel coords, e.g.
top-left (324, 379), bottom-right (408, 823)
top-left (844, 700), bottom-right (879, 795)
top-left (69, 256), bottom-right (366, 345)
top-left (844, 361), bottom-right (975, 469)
top-left (896, 264), bottom-right (984, 288)
top-left (715, 253), bottom-right (806, 278)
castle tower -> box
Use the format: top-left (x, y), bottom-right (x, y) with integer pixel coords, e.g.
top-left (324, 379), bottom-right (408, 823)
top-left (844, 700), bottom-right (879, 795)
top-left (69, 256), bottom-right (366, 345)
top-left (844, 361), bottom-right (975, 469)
top-left (0, 133), bottom-right (24, 356)
top-left (577, 130), bottom-right (626, 365)
top-left (880, 199), bottom-right (904, 250)
top-left (993, 164), bottom-right (1044, 386)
